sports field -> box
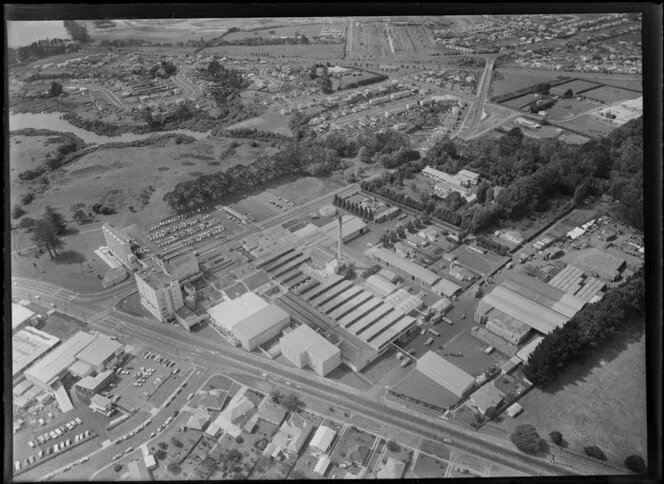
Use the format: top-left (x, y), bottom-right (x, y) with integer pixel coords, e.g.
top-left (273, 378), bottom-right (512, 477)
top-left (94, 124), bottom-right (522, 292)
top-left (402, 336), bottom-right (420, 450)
top-left (500, 328), bottom-right (647, 466)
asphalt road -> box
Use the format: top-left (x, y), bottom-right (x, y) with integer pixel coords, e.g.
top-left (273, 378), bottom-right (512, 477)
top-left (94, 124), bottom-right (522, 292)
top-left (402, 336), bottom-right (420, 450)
top-left (13, 279), bottom-right (576, 478)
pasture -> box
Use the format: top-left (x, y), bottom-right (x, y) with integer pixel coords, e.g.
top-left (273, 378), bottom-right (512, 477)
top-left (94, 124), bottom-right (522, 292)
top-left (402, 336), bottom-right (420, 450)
top-left (500, 330), bottom-right (647, 466)
top-left (544, 98), bottom-right (597, 121)
top-left (581, 85), bottom-right (642, 104)
top-left (224, 23), bottom-right (324, 41)
top-left (563, 114), bottom-right (617, 138)
top-left (550, 79), bottom-right (601, 95)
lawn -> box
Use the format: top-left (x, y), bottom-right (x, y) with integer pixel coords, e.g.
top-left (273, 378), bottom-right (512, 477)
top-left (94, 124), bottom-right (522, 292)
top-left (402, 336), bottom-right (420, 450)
top-left (563, 114), bottom-right (617, 138)
top-left (581, 85), bottom-right (642, 104)
top-left (544, 98), bottom-right (597, 121)
top-left (502, 93), bottom-right (539, 110)
top-left (499, 327), bottom-right (647, 466)
top-left (550, 80), bottom-right (601, 95)
top-left (409, 453), bottom-right (449, 478)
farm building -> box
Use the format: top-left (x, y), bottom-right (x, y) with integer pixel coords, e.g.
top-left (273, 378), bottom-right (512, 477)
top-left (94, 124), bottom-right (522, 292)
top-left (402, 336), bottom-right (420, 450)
top-left (469, 383), bottom-right (504, 415)
top-left (575, 250), bottom-right (626, 281)
top-left (367, 246), bottom-right (441, 289)
top-left (207, 292), bottom-right (290, 351)
top-left (279, 324), bottom-right (341, 376)
top-left (417, 351), bottom-right (475, 398)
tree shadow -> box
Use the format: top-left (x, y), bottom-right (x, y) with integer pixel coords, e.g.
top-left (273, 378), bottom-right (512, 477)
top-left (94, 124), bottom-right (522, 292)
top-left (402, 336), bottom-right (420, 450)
top-left (54, 250), bottom-right (86, 264)
top-left (539, 319), bottom-right (645, 395)
top-left (63, 226), bottom-right (80, 236)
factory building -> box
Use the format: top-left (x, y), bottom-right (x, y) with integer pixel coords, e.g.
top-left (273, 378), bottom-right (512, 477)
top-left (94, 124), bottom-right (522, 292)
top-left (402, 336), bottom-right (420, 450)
top-left (12, 326), bottom-right (61, 381)
top-left (280, 325), bottom-right (341, 376)
top-left (475, 272), bottom-right (585, 337)
top-left (320, 215), bottom-right (368, 243)
top-left (477, 305), bottom-right (531, 345)
top-left (134, 266), bottom-right (184, 323)
top-left (24, 331), bottom-right (124, 395)
top-left (575, 250), bottom-right (627, 282)
top-left (102, 222), bottom-right (138, 269)
top-left (12, 303), bottom-right (37, 334)
top-left (417, 351), bottom-right (475, 398)
top-left (207, 292), bottom-right (290, 351)
top-left (431, 278), bottom-right (462, 298)
top-left (155, 251), bottom-right (200, 282)
top-left (367, 246), bottom-right (441, 289)
top-left (547, 264), bottom-right (606, 302)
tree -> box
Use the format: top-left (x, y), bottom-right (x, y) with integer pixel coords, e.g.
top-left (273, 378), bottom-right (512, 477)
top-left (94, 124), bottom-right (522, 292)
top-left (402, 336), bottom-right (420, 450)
top-left (584, 445), bottom-right (606, 461)
top-left (158, 441), bottom-right (168, 450)
top-left (12, 205), bottom-right (26, 219)
top-left (386, 441), bottom-right (400, 452)
top-left (624, 455), bottom-right (647, 473)
top-left (167, 463), bottom-right (182, 475)
top-left (171, 437), bottom-right (183, 448)
top-left (549, 431), bottom-right (563, 447)
top-left (114, 464), bottom-right (122, 472)
top-left (155, 449), bottom-right (167, 460)
top-left (235, 436), bottom-right (244, 444)
top-left (510, 425), bottom-right (544, 454)
top-left (282, 393), bottom-right (304, 412)
top-left (563, 88), bottom-right (574, 98)
top-left (43, 205), bottom-right (67, 235)
top-left (19, 217), bottom-right (36, 230)
top-left (358, 146), bottom-right (371, 163)
top-left (63, 20), bottom-right (91, 43)
top-left (32, 219), bottom-right (64, 259)
top-left (49, 81), bottom-right (63, 97)
top-left (196, 456), bottom-right (217, 479)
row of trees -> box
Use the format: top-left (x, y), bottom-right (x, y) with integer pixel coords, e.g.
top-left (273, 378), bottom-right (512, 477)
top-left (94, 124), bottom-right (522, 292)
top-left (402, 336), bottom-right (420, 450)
top-left (163, 138), bottom-right (345, 211)
top-left (29, 206), bottom-right (68, 259)
top-left (475, 235), bottom-right (510, 256)
top-left (9, 38), bottom-right (79, 64)
top-left (333, 194), bottom-right (374, 220)
top-left (524, 267), bottom-right (645, 385)
top-left (63, 20), bottom-right (91, 43)
top-left (270, 389), bottom-right (304, 412)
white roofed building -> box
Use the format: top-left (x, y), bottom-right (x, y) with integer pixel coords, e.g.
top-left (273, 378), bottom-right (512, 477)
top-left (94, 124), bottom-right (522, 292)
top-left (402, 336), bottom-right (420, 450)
top-left (417, 351), bottom-right (475, 398)
top-left (310, 425), bottom-right (336, 455)
top-left (280, 325), bottom-right (341, 376)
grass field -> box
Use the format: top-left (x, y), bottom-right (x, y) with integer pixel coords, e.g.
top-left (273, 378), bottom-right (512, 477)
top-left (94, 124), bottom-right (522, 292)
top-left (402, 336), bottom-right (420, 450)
top-left (225, 23), bottom-right (324, 41)
top-left (546, 98), bottom-right (598, 121)
top-left (581, 85), bottom-right (642, 103)
top-left (224, 108), bottom-right (292, 136)
top-left (204, 43), bottom-right (344, 59)
top-left (502, 93), bottom-right (538, 110)
top-left (550, 80), bottom-right (601, 95)
top-left (563, 114), bottom-right (617, 138)
top-left (500, 328), bottom-right (647, 465)
top-left (490, 70), bottom-right (559, 98)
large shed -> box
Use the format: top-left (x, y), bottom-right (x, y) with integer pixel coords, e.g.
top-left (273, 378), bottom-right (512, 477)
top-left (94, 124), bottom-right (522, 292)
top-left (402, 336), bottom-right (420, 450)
top-left (417, 351), bottom-right (475, 398)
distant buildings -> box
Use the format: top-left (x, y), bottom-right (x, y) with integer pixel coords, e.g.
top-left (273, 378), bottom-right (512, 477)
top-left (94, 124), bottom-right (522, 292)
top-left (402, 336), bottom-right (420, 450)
top-left (280, 325), bottom-right (341, 376)
top-left (422, 166), bottom-right (479, 202)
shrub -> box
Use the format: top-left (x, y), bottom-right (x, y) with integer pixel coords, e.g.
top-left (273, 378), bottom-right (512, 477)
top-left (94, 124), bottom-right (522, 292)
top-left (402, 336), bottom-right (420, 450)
top-left (155, 449), bottom-right (167, 460)
top-left (158, 441), bottom-right (168, 450)
top-left (510, 425), bottom-right (544, 454)
top-left (167, 462), bottom-right (181, 475)
top-left (114, 464), bottom-right (122, 472)
top-left (235, 436), bottom-right (244, 444)
top-left (386, 440), bottom-right (400, 452)
top-left (549, 431), bottom-right (563, 447)
top-left (624, 455), bottom-right (647, 473)
top-left (584, 445), bottom-right (606, 461)
top-left (12, 205), bottom-right (26, 219)
top-left (171, 437), bottom-right (183, 448)
top-left (21, 192), bottom-right (35, 205)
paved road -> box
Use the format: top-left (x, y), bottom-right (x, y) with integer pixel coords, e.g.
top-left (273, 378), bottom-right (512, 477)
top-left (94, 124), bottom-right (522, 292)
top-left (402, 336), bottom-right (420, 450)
top-left (13, 280), bottom-right (576, 478)
top-left (454, 57), bottom-right (496, 139)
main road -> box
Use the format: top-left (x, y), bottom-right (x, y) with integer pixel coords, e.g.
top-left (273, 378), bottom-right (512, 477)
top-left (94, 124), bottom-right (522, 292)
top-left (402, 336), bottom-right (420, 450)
top-left (13, 279), bottom-right (579, 478)
top-left (454, 56), bottom-right (497, 139)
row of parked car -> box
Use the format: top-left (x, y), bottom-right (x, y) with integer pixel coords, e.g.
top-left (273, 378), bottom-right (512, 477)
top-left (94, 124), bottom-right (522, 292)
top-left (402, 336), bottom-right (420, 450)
top-left (16, 429), bottom-right (93, 473)
top-left (144, 351), bottom-right (177, 368)
top-left (30, 417), bottom-right (83, 448)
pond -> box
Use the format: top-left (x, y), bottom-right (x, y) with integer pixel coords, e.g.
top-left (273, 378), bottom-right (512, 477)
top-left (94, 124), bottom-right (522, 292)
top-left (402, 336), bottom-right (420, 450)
top-left (9, 111), bottom-right (211, 145)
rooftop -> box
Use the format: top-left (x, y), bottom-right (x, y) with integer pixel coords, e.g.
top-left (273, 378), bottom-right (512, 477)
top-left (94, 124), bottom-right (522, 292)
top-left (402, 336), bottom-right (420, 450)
top-left (207, 292), bottom-right (269, 332)
top-left (417, 351), bottom-right (475, 398)
top-left (231, 304), bottom-right (290, 341)
top-left (469, 383), bottom-right (504, 414)
top-left (367, 246), bottom-right (441, 286)
top-left (12, 327), bottom-right (60, 377)
top-left (24, 331), bottom-right (96, 385)
top-left (74, 335), bottom-right (123, 367)
top-left (12, 303), bottom-right (35, 329)
top-left (280, 324), bottom-right (341, 361)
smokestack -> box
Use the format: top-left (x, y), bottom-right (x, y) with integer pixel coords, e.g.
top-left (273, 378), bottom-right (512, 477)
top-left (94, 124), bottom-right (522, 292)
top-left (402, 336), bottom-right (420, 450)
top-left (337, 215), bottom-right (343, 261)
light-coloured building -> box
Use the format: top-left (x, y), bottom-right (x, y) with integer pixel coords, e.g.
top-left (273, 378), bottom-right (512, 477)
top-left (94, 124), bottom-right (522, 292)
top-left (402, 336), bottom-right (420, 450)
top-left (101, 223), bottom-right (137, 269)
top-left (417, 351), bottom-right (475, 398)
top-left (431, 278), bottom-right (462, 298)
top-left (12, 303), bottom-right (36, 334)
top-left (456, 169), bottom-right (480, 186)
top-left (12, 326), bottom-right (60, 380)
top-left (477, 306), bottom-right (532, 345)
top-left (469, 383), bottom-right (504, 415)
top-left (367, 246), bottom-right (441, 289)
top-left (310, 425), bottom-right (336, 455)
top-left (321, 215), bottom-right (368, 243)
top-left (134, 267), bottom-right (184, 323)
top-left (280, 325), bottom-right (341, 376)
top-left (157, 251), bottom-right (200, 282)
top-left (376, 457), bottom-right (407, 479)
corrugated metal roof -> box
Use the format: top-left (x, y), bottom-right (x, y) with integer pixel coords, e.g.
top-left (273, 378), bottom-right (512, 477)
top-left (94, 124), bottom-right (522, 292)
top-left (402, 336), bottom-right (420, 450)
top-left (24, 331), bottom-right (96, 385)
top-left (12, 327), bottom-right (60, 377)
top-left (367, 247), bottom-right (440, 286)
top-left (12, 303), bottom-right (35, 329)
top-left (516, 335), bottom-right (544, 362)
top-left (75, 335), bottom-right (122, 367)
top-left (417, 351), bottom-right (475, 397)
top-left (365, 275), bottom-right (398, 298)
top-left (432, 278), bottom-right (462, 297)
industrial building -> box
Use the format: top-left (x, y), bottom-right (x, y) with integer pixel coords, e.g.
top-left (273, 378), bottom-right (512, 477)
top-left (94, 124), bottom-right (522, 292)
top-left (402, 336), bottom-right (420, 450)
top-left (367, 246), bottom-right (441, 289)
top-left (475, 272), bottom-right (585, 337)
top-left (431, 278), bottom-right (462, 298)
top-left (280, 325), bottom-right (341, 376)
top-left (481, 308), bottom-right (532, 345)
top-left (134, 265), bottom-right (184, 323)
top-left (417, 351), bottom-right (475, 398)
top-left (155, 251), bottom-right (200, 282)
top-left (12, 326), bottom-right (60, 380)
top-left (374, 206), bottom-right (400, 223)
top-left (24, 331), bottom-right (124, 395)
top-left (320, 215), bottom-right (368, 243)
top-left (207, 292), bottom-right (291, 351)
top-left (547, 264), bottom-right (606, 302)
top-left (576, 250), bottom-right (627, 282)
top-left (12, 303), bottom-right (37, 334)
top-left (102, 222), bottom-right (138, 269)
top-left (75, 370), bottom-right (114, 397)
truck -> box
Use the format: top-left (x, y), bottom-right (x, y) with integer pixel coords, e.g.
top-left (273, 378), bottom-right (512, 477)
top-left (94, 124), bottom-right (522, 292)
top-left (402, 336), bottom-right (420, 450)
top-left (400, 357), bottom-right (411, 367)
top-left (425, 337), bottom-right (434, 346)
top-left (396, 352), bottom-right (404, 360)
top-left (443, 317), bottom-right (454, 325)
top-left (428, 328), bottom-right (440, 337)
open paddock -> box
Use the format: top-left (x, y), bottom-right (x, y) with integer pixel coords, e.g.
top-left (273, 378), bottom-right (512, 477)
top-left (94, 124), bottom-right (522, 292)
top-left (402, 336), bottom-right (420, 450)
top-left (490, 70), bottom-right (560, 98)
top-left (550, 79), bottom-right (601, 96)
top-left (501, 93), bottom-right (538, 110)
top-left (225, 23), bottom-right (324, 41)
top-left (545, 98), bottom-right (598, 121)
top-left (204, 43), bottom-right (344, 60)
top-left (581, 85), bottom-right (642, 104)
top-left (562, 114), bottom-right (617, 138)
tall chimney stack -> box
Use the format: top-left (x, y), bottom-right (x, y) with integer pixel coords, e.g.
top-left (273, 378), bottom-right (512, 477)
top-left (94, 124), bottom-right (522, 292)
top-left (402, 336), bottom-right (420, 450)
top-left (337, 215), bottom-right (343, 261)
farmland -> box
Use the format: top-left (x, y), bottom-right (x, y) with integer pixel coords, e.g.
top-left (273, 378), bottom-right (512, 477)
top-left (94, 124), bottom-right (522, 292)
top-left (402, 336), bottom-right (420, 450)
top-left (562, 114), bottom-right (618, 138)
top-left (224, 23), bottom-right (324, 41)
top-left (501, 93), bottom-right (539, 110)
top-left (500, 328), bottom-right (647, 466)
top-left (581, 85), bottom-right (642, 103)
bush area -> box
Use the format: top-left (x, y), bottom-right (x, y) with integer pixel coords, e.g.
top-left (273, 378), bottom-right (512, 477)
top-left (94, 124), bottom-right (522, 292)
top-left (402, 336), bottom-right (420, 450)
top-left (510, 424), bottom-right (544, 454)
top-left (524, 267), bottom-right (645, 386)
